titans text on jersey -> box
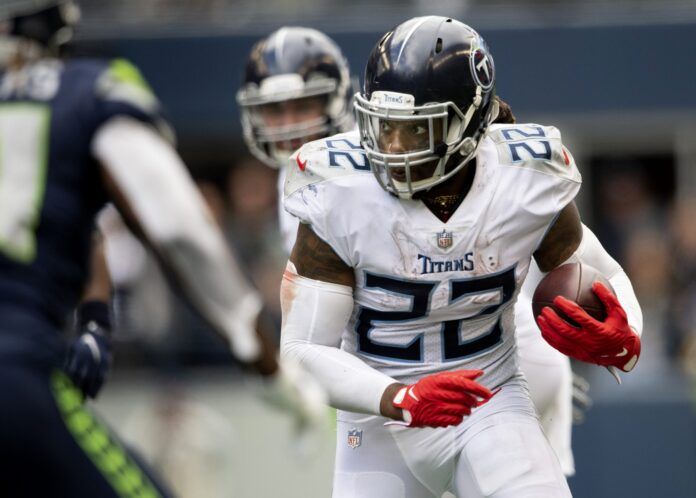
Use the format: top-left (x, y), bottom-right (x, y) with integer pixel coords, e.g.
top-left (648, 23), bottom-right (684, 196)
top-left (418, 252), bottom-right (475, 274)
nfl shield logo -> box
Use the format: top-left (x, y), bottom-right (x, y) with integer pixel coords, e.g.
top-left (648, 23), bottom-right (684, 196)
top-left (347, 428), bottom-right (362, 449)
top-left (437, 230), bottom-right (453, 249)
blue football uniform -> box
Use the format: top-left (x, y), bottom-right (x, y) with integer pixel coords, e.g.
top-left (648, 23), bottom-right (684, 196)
top-left (0, 57), bottom-right (171, 498)
top-left (0, 57), bottom-right (169, 359)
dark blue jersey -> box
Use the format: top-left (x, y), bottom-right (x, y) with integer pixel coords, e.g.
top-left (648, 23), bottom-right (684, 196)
top-left (0, 57), bottom-right (168, 357)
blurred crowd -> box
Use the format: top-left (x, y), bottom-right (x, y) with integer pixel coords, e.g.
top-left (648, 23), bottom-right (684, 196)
top-left (592, 162), bottom-right (696, 380)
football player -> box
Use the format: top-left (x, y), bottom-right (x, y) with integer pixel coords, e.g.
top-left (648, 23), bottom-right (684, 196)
top-left (0, 2), bottom-right (322, 496)
top-left (239, 26), bottom-right (584, 476)
top-left (280, 16), bottom-right (643, 497)
top-left (236, 26), bottom-right (355, 251)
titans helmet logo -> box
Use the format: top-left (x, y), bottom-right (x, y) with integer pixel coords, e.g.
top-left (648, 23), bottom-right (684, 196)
top-left (470, 43), bottom-right (495, 90)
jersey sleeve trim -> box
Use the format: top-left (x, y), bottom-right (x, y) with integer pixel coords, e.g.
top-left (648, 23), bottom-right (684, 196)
top-left (95, 59), bottom-right (159, 114)
top-left (93, 59), bottom-right (175, 145)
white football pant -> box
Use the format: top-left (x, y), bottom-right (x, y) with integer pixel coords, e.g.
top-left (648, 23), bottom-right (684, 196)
top-left (333, 376), bottom-right (571, 498)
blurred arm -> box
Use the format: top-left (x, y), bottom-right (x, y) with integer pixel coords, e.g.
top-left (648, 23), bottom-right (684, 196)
top-left (66, 232), bottom-right (114, 398)
top-left (81, 230), bottom-right (112, 303)
top-left (92, 116), bottom-right (263, 363)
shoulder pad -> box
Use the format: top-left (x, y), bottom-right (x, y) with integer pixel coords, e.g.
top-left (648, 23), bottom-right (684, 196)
top-left (486, 123), bottom-right (581, 184)
top-left (284, 131), bottom-right (371, 198)
top-left (95, 58), bottom-right (160, 115)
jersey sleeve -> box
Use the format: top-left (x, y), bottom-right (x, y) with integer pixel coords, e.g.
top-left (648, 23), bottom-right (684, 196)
top-left (283, 135), bottom-right (362, 265)
top-left (537, 125), bottom-right (582, 211)
top-left (92, 58), bottom-right (175, 144)
top-left (488, 123), bottom-right (581, 212)
top-left (485, 123), bottom-right (582, 251)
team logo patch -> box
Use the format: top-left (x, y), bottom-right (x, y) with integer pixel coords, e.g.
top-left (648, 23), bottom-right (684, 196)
top-left (347, 428), bottom-right (362, 449)
top-left (470, 43), bottom-right (495, 90)
top-left (437, 229), bottom-right (453, 249)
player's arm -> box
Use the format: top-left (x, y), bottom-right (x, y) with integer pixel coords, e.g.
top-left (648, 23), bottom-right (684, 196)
top-left (93, 119), bottom-right (333, 429)
top-left (81, 231), bottom-right (113, 304)
top-left (65, 232), bottom-right (113, 398)
top-left (92, 115), bottom-right (270, 367)
top-left (284, 222), bottom-right (398, 416)
top-left (282, 223), bottom-right (493, 426)
top-left (85, 60), bottom-right (329, 429)
top-left (533, 202), bottom-right (643, 372)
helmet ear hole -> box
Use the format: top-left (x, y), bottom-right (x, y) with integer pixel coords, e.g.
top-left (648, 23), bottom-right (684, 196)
top-left (435, 38), bottom-right (443, 54)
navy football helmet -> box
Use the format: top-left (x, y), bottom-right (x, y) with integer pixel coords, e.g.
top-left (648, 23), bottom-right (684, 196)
top-left (0, 1), bottom-right (79, 66)
top-left (236, 27), bottom-right (354, 168)
top-left (355, 16), bottom-right (499, 198)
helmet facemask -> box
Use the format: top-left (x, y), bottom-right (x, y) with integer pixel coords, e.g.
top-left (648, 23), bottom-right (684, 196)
top-left (355, 88), bottom-right (497, 199)
top-left (237, 72), bottom-right (352, 169)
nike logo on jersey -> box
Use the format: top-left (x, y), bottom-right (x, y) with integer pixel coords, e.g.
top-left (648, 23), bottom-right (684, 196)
top-left (418, 253), bottom-right (474, 274)
top-left (562, 147), bottom-right (571, 166)
top-left (296, 154), bottom-right (308, 171)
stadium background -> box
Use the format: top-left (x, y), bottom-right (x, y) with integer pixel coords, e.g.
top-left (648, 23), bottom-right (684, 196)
top-left (66, 1), bottom-right (696, 496)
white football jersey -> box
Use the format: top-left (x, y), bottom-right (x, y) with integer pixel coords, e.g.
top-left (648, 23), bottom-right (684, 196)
top-left (284, 124), bottom-right (581, 388)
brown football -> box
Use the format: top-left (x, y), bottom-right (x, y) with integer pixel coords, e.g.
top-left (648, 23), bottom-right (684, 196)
top-left (532, 263), bottom-right (614, 324)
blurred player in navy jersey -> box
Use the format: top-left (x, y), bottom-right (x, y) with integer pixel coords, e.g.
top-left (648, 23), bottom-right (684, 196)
top-left (0, 2), bottom-right (323, 496)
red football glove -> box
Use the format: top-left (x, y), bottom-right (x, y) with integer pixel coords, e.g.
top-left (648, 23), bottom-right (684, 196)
top-left (537, 282), bottom-right (641, 372)
top-left (389, 370), bottom-right (494, 428)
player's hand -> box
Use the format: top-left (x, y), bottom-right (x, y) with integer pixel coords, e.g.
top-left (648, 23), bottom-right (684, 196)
top-left (261, 358), bottom-right (328, 451)
top-left (388, 370), bottom-right (494, 428)
top-left (537, 282), bottom-right (641, 372)
top-left (64, 321), bottom-right (112, 399)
